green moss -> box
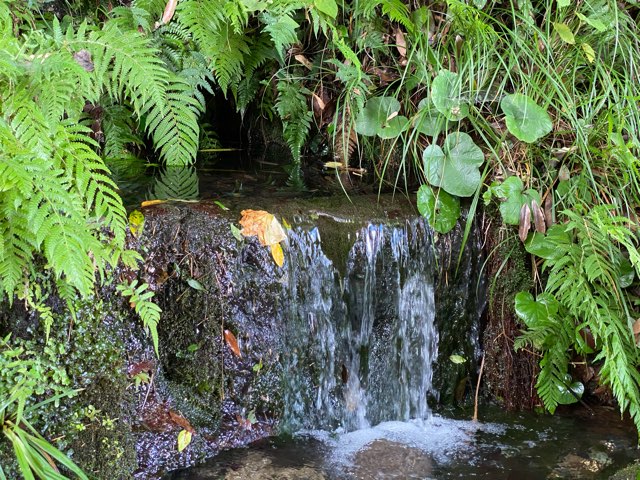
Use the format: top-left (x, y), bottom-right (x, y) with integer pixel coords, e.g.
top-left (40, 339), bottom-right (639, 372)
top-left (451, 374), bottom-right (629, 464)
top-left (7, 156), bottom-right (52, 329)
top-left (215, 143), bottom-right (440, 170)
top-left (0, 296), bottom-right (137, 479)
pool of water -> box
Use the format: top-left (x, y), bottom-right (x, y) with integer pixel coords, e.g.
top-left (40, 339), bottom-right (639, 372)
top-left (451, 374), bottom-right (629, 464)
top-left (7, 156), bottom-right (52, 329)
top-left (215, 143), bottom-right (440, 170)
top-left (166, 406), bottom-right (638, 479)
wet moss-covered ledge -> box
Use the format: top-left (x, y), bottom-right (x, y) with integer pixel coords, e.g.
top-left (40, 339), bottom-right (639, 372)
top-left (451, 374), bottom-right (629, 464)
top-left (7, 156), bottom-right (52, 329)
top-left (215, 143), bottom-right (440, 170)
top-left (1, 195), bottom-right (486, 479)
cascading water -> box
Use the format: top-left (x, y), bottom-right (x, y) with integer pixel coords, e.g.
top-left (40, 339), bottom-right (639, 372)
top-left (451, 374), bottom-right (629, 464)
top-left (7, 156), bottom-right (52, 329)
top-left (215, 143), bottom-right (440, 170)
top-left (282, 219), bottom-right (439, 432)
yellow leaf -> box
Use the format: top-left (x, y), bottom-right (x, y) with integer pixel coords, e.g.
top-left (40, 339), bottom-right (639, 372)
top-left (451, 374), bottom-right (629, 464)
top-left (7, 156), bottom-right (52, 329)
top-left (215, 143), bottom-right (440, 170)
top-left (177, 429), bottom-right (192, 452)
top-left (239, 210), bottom-right (286, 246)
top-left (270, 243), bottom-right (284, 267)
top-left (282, 218), bottom-right (291, 230)
top-left (581, 42), bottom-right (595, 63)
top-left (141, 199), bottom-right (166, 208)
top-left (128, 210), bottom-right (145, 238)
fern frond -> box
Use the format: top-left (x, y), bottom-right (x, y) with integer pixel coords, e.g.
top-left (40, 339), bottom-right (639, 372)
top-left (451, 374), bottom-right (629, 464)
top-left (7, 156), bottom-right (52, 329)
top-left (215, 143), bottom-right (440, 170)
top-left (69, 22), bottom-right (170, 117)
top-left (144, 76), bottom-right (203, 166)
top-left (150, 166), bottom-right (199, 200)
top-left (117, 280), bottom-right (162, 355)
top-left (276, 77), bottom-right (313, 163)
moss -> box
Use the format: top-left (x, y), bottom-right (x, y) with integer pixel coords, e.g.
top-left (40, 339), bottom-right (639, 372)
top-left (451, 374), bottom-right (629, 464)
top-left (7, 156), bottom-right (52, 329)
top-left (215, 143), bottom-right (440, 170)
top-left (481, 209), bottom-right (539, 410)
top-left (0, 295), bottom-right (137, 479)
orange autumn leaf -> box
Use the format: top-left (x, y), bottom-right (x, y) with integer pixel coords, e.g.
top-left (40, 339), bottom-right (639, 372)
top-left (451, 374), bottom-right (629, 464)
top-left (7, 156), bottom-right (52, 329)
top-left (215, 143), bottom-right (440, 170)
top-left (270, 243), bottom-right (284, 267)
top-left (224, 329), bottom-right (242, 358)
top-left (169, 410), bottom-right (195, 433)
top-left (239, 210), bottom-right (286, 246)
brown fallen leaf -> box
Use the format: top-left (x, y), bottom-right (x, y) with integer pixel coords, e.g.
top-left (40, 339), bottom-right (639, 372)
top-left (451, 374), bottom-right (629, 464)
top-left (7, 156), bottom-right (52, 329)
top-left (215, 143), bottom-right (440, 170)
top-left (395, 28), bottom-right (407, 57)
top-left (169, 410), bottom-right (195, 433)
top-left (294, 54), bottom-right (313, 70)
top-left (519, 203), bottom-right (531, 242)
top-left (235, 414), bottom-right (252, 430)
top-left (224, 329), bottom-right (242, 358)
top-left (239, 210), bottom-right (286, 246)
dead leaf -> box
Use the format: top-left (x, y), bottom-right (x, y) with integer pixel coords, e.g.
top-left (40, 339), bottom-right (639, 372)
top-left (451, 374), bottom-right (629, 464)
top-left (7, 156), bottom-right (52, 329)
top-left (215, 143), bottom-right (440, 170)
top-left (235, 414), bottom-right (252, 430)
top-left (224, 329), bottom-right (242, 358)
top-left (73, 50), bottom-right (94, 72)
top-left (270, 243), bottom-right (284, 267)
top-left (544, 193), bottom-right (553, 228)
top-left (531, 199), bottom-right (546, 234)
top-left (239, 210), bottom-right (286, 246)
top-left (161, 0), bottom-right (178, 24)
top-left (294, 54), bottom-right (313, 70)
top-left (519, 203), bottom-right (531, 242)
top-left (395, 28), bottom-right (407, 57)
top-left (128, 360), bottom-right (154, 377)
top-left (169, 410), bottom-right (195, 433)
top-left (312, 93), bottom-right (325, 113)
top-left (141, 199), bottom-right (166, 208)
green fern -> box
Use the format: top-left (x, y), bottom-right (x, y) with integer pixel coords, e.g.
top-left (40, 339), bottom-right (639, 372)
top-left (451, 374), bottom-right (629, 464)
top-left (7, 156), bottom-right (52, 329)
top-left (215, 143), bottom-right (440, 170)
top-left (117, 280), bottom-right (162, 355)
top-left (150, 166), bottom-right (199, 200)
top-left (276, 76), bottom-right (313, 164)
top-left (517, 206), bottom-right (640, 430)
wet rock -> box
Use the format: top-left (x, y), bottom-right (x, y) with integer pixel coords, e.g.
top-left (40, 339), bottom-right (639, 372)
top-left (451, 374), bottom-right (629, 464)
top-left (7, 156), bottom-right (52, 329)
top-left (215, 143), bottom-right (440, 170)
top-left (549, 449), bottom-right (612, 478)
top-left (350, 439), bottom-right (433, 479)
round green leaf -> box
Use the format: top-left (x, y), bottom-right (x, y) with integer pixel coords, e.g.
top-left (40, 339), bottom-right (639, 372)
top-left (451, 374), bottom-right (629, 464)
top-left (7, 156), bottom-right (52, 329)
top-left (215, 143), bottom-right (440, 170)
top-left (355, 97), bottom-right (401, 137)
top-left (491, 176), bottom-right (542, 225)
top-left (416, 185), bottom-right (460, 234)
top-left (314, 0), bottom-right (338, 18)
top-left (378, 115), bottom-right (409, 139)
top-left (514, 291), bottom-right (559, 329)
top-left (500, 93), bottom-right (552, 143)
top-left (414, 98), bottom-right (445, 137)
top-left (423, 132), bottom-right (484, 197)
top-left (557, 376), bottom-right (584, 405)
top-left (431, 70), bottom-right (469, 121)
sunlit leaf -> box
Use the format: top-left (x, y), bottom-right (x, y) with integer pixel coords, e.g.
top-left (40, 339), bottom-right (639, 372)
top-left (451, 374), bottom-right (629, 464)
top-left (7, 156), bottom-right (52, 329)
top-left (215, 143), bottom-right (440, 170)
top-left (416, 185), bottom-right (460, 234)
top-left (500, 94), bottom-right (552, 143)
top-left (449, 354), bottom-right (466, 364)
top-left (270, 242), bottom-right (284, 267)
top-left (177, 429), bottom-right (192, 452)
top-left (214, 200), bottom-right (229, 211)
top-left (128, 210), bottom-right (145, 238)
top-left (141, 199), bottom-right (166, 207)
top-left (315, 0), bottom-right (338, 18)
top-left (224, 329), bottom-right (242, 357)
top-left (515, 291), bottom-right (559, 334)
top-left (553, 22), bottom-right (575, 44)
top-left (239, 210), bottom-right (286, 246)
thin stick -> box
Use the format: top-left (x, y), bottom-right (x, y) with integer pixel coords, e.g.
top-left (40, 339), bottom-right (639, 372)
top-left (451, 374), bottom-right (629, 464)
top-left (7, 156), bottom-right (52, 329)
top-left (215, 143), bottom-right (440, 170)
top-left (472, 353), bottom-right (486, 423)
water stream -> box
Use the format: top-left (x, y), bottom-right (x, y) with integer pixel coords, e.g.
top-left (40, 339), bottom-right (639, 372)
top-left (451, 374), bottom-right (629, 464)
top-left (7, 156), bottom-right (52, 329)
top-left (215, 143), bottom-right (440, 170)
top-left (161, 213), bottom-right (637, 479)
top-left (282, 220), bottom-right (438, 432)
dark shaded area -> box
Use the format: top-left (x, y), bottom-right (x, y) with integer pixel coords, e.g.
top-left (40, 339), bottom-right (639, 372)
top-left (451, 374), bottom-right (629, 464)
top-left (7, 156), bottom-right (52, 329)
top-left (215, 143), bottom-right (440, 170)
top-left (480, 210), bottom-right (539, 410)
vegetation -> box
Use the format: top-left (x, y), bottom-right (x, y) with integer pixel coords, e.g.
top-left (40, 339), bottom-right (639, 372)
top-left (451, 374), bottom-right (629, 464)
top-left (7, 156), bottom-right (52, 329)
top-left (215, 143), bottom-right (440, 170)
top-left (2, 0), bottom-right (640, 476)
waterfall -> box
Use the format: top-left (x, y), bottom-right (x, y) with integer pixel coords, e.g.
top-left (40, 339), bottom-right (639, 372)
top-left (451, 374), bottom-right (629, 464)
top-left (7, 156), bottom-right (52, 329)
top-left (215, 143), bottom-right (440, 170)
top-left (282, 219), bottom-right (438, 432)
